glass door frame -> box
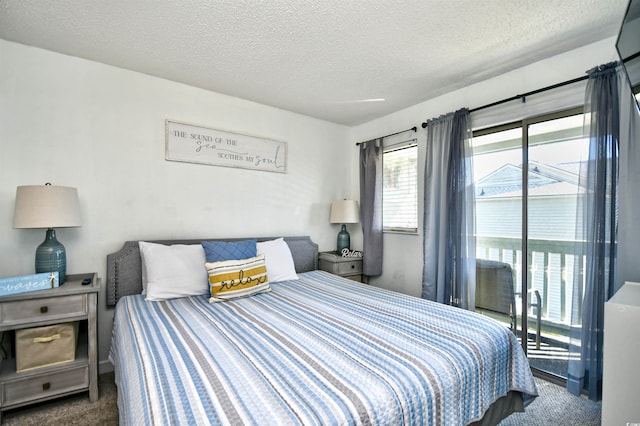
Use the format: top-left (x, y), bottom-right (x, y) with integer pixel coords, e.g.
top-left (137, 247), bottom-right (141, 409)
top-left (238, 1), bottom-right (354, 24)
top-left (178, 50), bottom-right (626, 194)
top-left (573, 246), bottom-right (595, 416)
top-left (473, 106), bottom-right (584, 357)
top-left (522, 106), bottom-right (583, 357)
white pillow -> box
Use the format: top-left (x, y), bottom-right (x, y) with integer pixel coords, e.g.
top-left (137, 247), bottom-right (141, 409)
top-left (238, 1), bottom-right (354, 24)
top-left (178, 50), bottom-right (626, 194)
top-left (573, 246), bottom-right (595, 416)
top-left (138, 241), bottom-right (209, 301)
top-left (256, 238), bottom-right (298, 282)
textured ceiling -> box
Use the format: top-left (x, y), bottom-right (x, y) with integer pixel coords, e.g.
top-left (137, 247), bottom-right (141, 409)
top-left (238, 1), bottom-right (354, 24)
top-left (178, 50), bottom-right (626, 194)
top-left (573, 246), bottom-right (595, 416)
top-left (0, 0), bottom-right (630, 125)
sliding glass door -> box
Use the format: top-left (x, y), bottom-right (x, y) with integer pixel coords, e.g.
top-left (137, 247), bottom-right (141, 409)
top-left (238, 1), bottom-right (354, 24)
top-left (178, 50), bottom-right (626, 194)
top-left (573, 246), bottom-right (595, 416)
top-left (473, 108), bottom-right (587, 380)
top-left (524, 110), bottom-right (586, 377)
top-left (473, 124), bottom-right (525, 345)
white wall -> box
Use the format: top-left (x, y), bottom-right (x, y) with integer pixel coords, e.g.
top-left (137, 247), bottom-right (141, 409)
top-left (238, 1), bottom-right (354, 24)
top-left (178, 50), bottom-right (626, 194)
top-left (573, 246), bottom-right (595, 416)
top-left (0, 40), bottom-right (351, 372)
top-left (348, 38), bottom-right (620, 298)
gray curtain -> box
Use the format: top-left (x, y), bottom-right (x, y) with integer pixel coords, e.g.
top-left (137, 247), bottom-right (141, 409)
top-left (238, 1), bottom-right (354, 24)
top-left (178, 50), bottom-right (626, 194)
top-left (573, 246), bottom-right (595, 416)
top-left (359, 139), bottom-right (383, 276)
top-left (567, 62), bottom-right (621, 400)
top-left (422, 108), bottom-right (476, 309)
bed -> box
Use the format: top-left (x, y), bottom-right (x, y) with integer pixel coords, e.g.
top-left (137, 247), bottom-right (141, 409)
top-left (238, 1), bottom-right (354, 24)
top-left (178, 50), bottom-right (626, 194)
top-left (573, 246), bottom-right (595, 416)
top-left (107, 236), bottom-right (537, 425)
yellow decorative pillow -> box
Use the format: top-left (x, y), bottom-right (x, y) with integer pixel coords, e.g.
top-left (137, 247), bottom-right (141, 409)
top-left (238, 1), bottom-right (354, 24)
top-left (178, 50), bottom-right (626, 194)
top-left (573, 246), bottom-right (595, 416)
top-left (206, 254), bottom-right (271, 302)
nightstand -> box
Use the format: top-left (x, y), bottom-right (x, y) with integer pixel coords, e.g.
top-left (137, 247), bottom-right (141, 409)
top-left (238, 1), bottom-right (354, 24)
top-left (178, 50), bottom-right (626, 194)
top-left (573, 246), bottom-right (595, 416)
top-left (318, 251), bottom-right (363, 282)
top-left (0, 273), bottom-right (99, 422)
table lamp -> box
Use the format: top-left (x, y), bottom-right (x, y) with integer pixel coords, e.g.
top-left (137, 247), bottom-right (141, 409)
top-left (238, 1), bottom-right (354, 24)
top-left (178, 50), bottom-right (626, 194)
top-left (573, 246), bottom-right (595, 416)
top-left (13, 183), bottom-right (82, 284)
top-left (330, 199), bottom-right (360, 253)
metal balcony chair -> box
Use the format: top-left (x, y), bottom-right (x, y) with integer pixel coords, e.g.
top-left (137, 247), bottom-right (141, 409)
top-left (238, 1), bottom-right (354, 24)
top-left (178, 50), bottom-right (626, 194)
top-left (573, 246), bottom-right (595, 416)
top-left (475, 259), bottom-right (517, 331)
top-left (475, 259), bottom-right (542, 349)
top-left (524, 288), bottom-right (542, 350)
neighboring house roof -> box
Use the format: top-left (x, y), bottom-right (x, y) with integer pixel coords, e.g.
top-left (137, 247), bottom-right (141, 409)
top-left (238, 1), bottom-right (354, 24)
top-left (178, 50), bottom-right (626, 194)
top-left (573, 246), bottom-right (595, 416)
top-left (476, 161), bottom-right (585, 198)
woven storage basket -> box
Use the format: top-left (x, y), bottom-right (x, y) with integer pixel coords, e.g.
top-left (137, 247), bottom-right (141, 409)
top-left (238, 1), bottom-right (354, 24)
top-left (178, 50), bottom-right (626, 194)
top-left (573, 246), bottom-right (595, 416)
top-left (15, 322), bottom-right (78, 372)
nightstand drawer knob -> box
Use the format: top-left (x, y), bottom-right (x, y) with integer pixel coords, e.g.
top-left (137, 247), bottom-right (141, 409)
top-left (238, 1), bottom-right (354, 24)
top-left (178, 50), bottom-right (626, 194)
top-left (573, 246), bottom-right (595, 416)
top-left (42, 382), bottom-right (50, 391)
top-left (351, 265), bottom-right (355, 269)
top-left (40, 306), bottom-right (48, 314)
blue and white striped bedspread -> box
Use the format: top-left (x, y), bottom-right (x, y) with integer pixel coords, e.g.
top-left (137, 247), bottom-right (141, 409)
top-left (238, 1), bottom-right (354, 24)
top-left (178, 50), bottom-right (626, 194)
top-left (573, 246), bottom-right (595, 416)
top-left (110, 270), bottom-right (537, 425)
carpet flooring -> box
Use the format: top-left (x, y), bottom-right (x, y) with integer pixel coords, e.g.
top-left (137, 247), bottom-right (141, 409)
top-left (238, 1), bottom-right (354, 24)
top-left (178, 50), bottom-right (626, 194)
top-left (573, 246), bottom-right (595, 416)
top-left (2, 373), bottom-right (600, 425)
top-left (499, 377), bottom-right (601, 426)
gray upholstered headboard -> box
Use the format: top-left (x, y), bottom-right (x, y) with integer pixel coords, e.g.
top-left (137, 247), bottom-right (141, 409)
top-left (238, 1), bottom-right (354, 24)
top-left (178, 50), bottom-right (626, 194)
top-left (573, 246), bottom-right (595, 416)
top-left (106, 236), bottom-right (318, 306)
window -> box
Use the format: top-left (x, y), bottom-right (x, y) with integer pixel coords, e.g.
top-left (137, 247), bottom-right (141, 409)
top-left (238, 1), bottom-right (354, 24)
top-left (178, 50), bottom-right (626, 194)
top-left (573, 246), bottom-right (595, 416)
top-left (383, 144), bottom-right (418, 233)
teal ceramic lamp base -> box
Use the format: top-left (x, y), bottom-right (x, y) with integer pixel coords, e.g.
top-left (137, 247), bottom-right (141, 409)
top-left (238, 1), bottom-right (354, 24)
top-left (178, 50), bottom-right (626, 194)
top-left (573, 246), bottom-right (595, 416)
top-left (35, 228), bottom-right (67, 284)
top-left (336, 224), bottom-right (351, 253)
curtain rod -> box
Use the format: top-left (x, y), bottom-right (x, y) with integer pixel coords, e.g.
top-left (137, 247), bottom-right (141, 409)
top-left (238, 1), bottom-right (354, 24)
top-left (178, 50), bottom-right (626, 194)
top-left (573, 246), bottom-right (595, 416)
top-left (420, 74), bottom-right (589, 128)
top-left (355, 126), bottom-right (417, 146)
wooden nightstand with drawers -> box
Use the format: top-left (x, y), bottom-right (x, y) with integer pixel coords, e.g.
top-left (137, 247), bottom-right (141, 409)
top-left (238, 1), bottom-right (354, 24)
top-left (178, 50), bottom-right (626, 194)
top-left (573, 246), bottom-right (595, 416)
top-left (0, 273), bottom-right (99, 422)
top-left (318, 251), bottom-right (363, 282)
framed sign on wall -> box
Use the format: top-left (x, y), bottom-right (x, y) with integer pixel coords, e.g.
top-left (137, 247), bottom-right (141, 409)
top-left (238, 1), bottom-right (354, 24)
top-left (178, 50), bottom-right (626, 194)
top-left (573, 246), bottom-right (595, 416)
top-left (165, 120), bottom-right (287, 173)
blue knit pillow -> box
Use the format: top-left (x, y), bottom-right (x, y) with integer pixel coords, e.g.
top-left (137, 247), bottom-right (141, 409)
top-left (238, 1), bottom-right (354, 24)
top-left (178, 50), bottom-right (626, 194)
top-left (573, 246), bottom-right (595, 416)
top-left (201, 240), bottom-right (257, 262)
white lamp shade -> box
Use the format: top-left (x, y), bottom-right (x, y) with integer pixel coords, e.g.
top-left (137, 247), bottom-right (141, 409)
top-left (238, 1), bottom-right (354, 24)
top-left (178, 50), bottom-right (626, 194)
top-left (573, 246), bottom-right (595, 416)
top-left (14, 185), bottom-right (82, 229)
top-left (330, 199), bottom-right (360, 224)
